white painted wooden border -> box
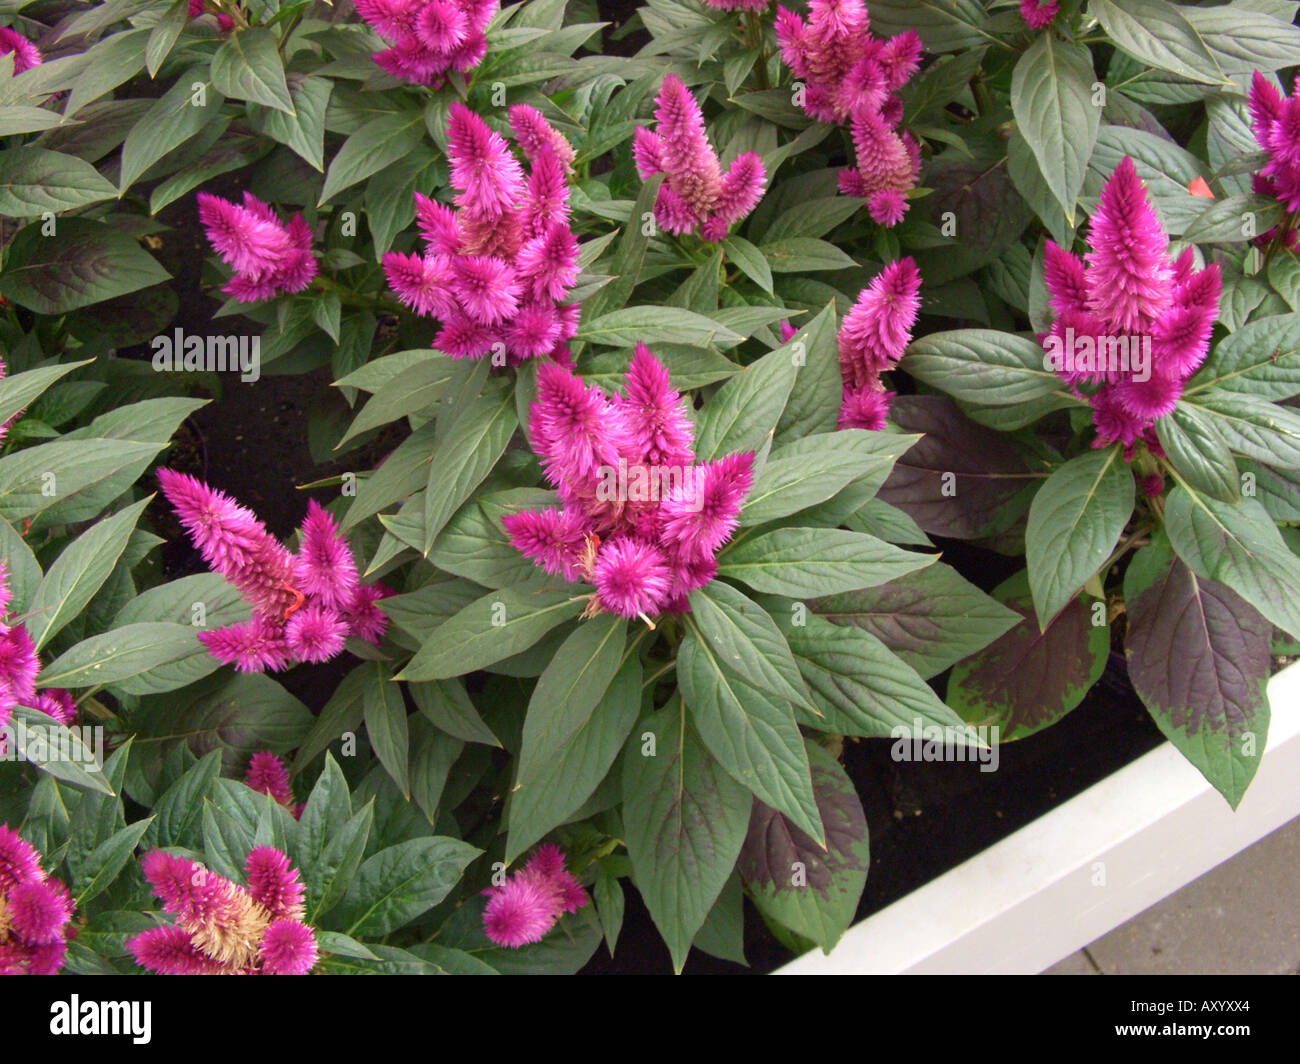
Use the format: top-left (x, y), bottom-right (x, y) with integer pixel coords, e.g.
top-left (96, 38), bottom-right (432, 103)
top-left (776, 660), bottom-right (1300, 975)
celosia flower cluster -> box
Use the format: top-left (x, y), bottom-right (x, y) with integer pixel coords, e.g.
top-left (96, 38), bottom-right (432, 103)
top-left (127, 848), bottom-right (317, 975)
top-left (1248, 71), bottom-right (1300, 251)
top-left (0, 561), bottom-right (77, 730)
top-left (0, 824), bottom-right (74, 974)
top-left (837, 257), bottom-right (922, 430)
top-left (482, 844), bottom-right (588, 948)
top-left (1019, 0), bottom-right (1060, 29)
top-left (503, 347), bottom-right (754, 619)
top-left (244, 751), bottom-right (303, 818)
top-left (355, 0), bottom-right (496, 86)
top-left (0, 27), bottom-right (41, 74)
top-left (384, 104), bottom-right (581, 364)
top-left (775, 0), bottom-right (921, 225)
top-left (197, 192), bottom-right (318, 303)
top-left (158, 470), bottom-right (390, 673)
top-left (633, 75), bottom-right (767, 241)
top-left (1042, 156), bottom-right (1221, 453)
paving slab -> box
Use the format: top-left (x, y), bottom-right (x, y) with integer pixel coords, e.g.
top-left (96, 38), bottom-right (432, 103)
top-left (1041, 815), bottom-right (1300, 974)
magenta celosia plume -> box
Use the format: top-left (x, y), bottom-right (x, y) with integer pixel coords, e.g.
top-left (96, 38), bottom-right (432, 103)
top-left (0, 27), bottom-right (41, 74)
top-left (1249, 71), bottom-right (1300, 249)
top-left (1041, 156), bottom-right (1221, 452)
top-left (128, 848), bottom-right (316, 975)
top-left (244, 751), bottom-right (303, 818)
top-left (1020, 0), bottom-right (1060, 29)
top-left (356, 0), bottom-right (496, 86)
top-left (837, 257), bottom-right (922, 430)
top-left (775, 0), bottom-right (921, 225)
top-left (634, 75), bottom-right (767, 241)
top-left (197, 192), bottom-right (318, 303)
top-left (158, 470), bottom-right (389, 672)
top-left (384, 104), bottom-right (581, 364)
top-left (482, 843), bottom-right (588, 948)
top-left (504, 346), bottom-right (753, 619)
top-left (0, 824), bottom-right (74, 974)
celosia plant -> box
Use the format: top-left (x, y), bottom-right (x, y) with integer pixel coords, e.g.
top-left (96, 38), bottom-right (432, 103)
top-left (482, 843), bottom-right (588, 947)
top-left (158, 470), bottom-right (389, 671)
top-left (198, 192), bottom-right (319, 303)
top-left (384, 104), bottom-right (581, 363)
top-left (837, 257), bottom-right (922, 430)
top-left (633, 75), bottom-right (766, 240)
top-left (0, 825), bottom-right (74, 974)
top-left (355, 0), bottom-right (497, 86)
top-left (503, 347), bottom-right (754, 619)
top-left (128, 848), bottom-right (317, 975)
top-left (0, 26), bottom-right (40, 74)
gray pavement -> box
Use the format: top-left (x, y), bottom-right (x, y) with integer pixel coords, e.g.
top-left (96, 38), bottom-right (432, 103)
top-left (1043, 815), bottom-right (1300, 975)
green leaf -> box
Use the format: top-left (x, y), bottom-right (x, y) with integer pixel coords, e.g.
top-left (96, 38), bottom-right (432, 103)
top-left (319, 112), bottom-right (425, 205)
top-left (1025, 447), bottom-right (1134, 628)
top-left (336, 837), bottom-right (481, 937)
top-left (143, 750), bottom-right (222, 849)
top-left (758, 237), bottom-right (858, 273)
top-left (72, 818), bottom-right (152, 906)
top-left (508, 625), bottom-right (638, 861)
top-left (118, 69), bottom-right (224, 192)
top-left (737, 743), bottom-right (868, 952)
top-left (1163, 487), bottom-right (1300, 639)
top-left (689, 581), bottom-right (812, 710)
top-left (1090, 0), bottom-right (1227, 85)
top-left (720, 527), bottom-right (935, 598)
top-left (576, 306), bottom-right (743, 348)
top-left (146, 0), bottom-right (189, 78)
top-left (249, 74), bottom-right (332, 171)
top-left (37, 622), bottom-right (204, 689)
top-left (6, 705), bottom-right (113, 796)
top-left (1184, 388), bottom-right (1300, 470)
top-left (722, 235), bottom-right (773, 295)
top-left (24, 497), bottom-right (149, 651)
top-left (1010, 34), bottom-right (1099, 223)
top-left (769, 604), bottom-right (969, 738)
top-left (423, 390), bottom-right (517, 554)
top-left (1124, 531), bottom-right (1269, 809)
top-left (310, 803), bottom-right (373, 923)
top-left (739, 430), bottom-right (916, 526)
top-left (947, 570), bottom-right (1109, 740)
top-left (1156, 401), bottom-right (1240, 503)
top-left (0, 360), bottom-right (90, 432)
top-left (901, 329), bottom-right (1063, 406)
top-left (0, 147), bottom-right (119, 216)
top-left (0, 219), bottom-right (169, 314)
top-left (337, 353), bottom-right (455, 447)
top-left (622, 697), bottom-right (752, 973)
top-left (1182, 193), bottom-right (1282, 243)
top-left (210, 27), bottom-right (293, 113)
top-left (396, 586), bottom-right (585, 681)
top-left (362, 661), bottom-right (409, 798)
top-left (773, 304), bottom-right (840, 443)
top-left (693, 343), bottom-right (798, 461)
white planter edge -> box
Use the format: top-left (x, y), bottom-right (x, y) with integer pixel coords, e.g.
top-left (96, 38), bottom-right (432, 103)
top-left (775, 658), bottom-right (1300, 975)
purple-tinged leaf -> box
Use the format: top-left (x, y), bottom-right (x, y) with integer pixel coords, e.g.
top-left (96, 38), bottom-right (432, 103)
top-left (1124, 532), bottom-right (1270, 809)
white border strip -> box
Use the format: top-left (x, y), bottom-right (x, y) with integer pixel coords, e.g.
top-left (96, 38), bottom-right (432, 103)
top-left (776, 661), bottom-right (1300, 975)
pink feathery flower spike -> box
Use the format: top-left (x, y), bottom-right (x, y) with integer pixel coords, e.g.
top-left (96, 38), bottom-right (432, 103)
top-left (198, 192), bottom-right (318, 304)
top-left (836, 257), bottom-right (921, 431)
top-left (1041, 156), bottom-right (1220, 454)
top-left (128, 848), bottom-right (316, 975)
top-left (244, 752), bottom-right (302, 818)
top-left (634, 75), bottom-right (766, 241)
top-left (1020, 0), bottom-right (1060, 30)
top-left (507, 348), bottom-right (754, 619)
top-left (1248, 71), bottom-right (1300, 248)
top-left (0, 824), bottom-right (74, 974)
top-left (775, 0), bottom-right (921, 224)
top-left (161, 470), bottom-right (387, 672)
top-left (384, 104), bottom-right (580, 365)
top-left (482, 843), bottom-right (589, 948)
top-left (0, 27), bottom-right (41, 74)
top-left (360, 0), bottom-right (496, 87)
